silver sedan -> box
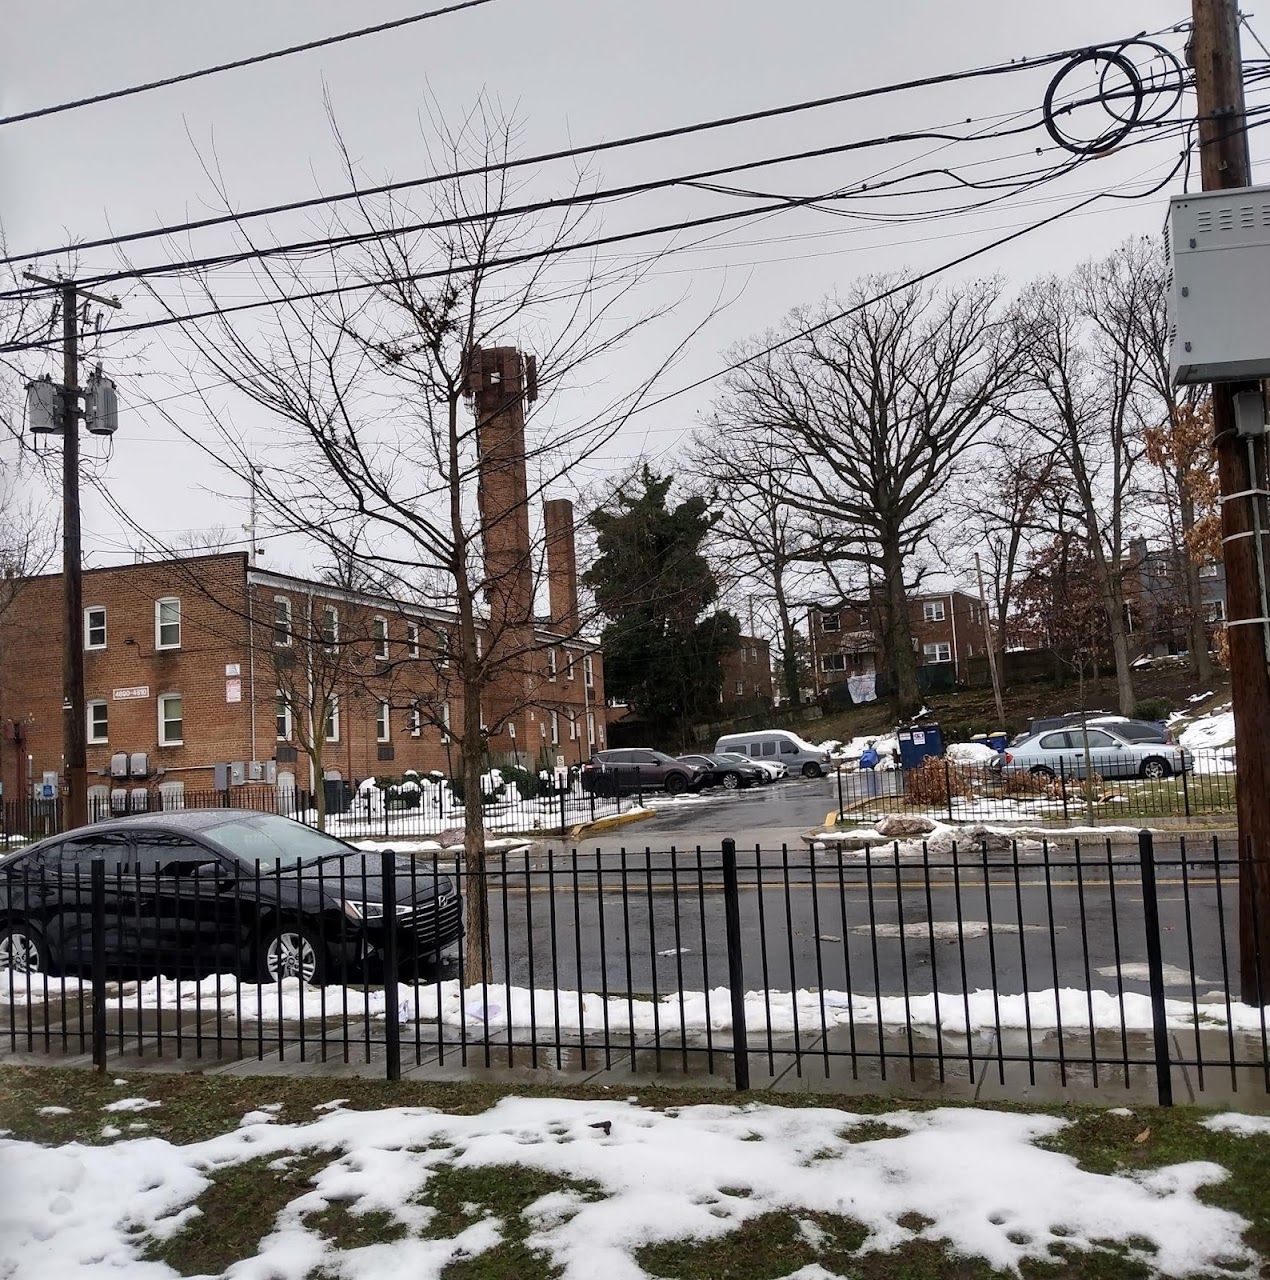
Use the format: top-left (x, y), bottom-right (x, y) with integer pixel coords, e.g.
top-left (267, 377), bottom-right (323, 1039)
top-left (1002, 725), bottom-right (1192, 780)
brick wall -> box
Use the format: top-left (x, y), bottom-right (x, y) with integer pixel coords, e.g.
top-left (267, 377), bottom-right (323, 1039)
top-left (719, 635), bottom-right (773, 707)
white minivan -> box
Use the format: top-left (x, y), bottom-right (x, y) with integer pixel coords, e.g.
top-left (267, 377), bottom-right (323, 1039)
top-left (713, 730), bottom-right (830, 778)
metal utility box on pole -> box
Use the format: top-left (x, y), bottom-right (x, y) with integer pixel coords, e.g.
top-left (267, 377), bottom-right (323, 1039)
top-left (1186, 0), bottom-right (1270, 1002)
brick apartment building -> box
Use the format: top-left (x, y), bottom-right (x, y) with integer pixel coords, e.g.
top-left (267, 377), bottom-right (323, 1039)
top-left (719, 634), bottom-right (773, 709)
top-left (1122, 536), bottom-right (1227, 658)
top-left (808, 589), bottom-right (987, 695)
top-left (0, 345), bottom-right (605, 808)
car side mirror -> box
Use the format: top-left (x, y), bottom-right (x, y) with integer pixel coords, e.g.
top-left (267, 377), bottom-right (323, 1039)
top-left (193, 860), bottom-right (232, 881)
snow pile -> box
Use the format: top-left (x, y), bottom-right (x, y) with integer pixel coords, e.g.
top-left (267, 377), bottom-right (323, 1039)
top-left (945, 741), bottom-right (998, 766)
top-left (1178, 704), bottom-right (1235, 751)
top-left (0, 1097), bottom-right (1254, 1280)
top-left (1201, 1113), bottom-right (1270, 1138)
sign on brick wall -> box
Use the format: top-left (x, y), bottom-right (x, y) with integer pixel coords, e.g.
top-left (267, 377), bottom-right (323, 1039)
top-left (112, 686), bottom-right (150, 701)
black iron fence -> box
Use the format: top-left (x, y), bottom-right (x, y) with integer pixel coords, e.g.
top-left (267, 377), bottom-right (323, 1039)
top-left (2, 831), bottom-right (1266, 1104)
top-left (834, 748), bottom-right (1236, 825)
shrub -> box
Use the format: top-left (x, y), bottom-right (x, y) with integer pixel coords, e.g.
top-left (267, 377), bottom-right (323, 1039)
top-left (904, 756), bottom-right (975, 805)
top-left (1132, 698), bottom-right (1170, 723)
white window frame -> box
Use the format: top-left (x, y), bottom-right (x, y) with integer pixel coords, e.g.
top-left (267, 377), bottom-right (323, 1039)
top-left (275, 690), bottom-right (292, 742)
top-left (157, 693), bottom-right (184, 746)
top-left (587, 711), bottom-right (595, 745)
top-left (273, 595), bottom-right (293, 647)
top-left (923, 641), bottom-right (952, 664)
top-left (821, 654), bottom-right (847, 672)
top-left (410, 702), bottom-right (422, 737)
top-left (437, 629), bottom-right (452, 665)
top-left (155, 598), bottom-right (181, 650)
top-left (373, 616), bottom-right (389, 660)
top-left (583, 654), bottom-right (594, 688)
top-left (322, 605), bottom-right (339, 651)
top-left (376, 700), bottom-right (391, 743)
top-left (569, 715), bottom-right (578, 741)
top-left (821, 612), bottom-right (840, 632)
top-left (565, 652), bottom-right (575, 681)
top-left (406, 621), bottom-right (420, 658)
top-left (923, 600), bottom-right (946, 623)
top-left (440, 701), bottom-right (451, 743)
top-left (86, 699), bottom-right (108, 745)
top-left (550, 709), bottom-right (559, 743)
top-left (735, 680), bottom-right (745, 695)
top-left (84, 606), bottom-right (107, 651)
top-left (325, 695), bottom-right (340, 743)
top-left (547, 647), bottom-right (558, 681)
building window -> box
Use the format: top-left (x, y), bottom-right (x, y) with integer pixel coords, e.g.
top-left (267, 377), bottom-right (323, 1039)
top-left (475, 633), bottom-right (483, 659)
top-left (410, 702), bottom-right (422, 737)
top-left (821, 654), bottom-right (848, 672)
top-left (821, 612), bottom-right (840, 632)
top-left (565, 652), bottom-right (575, 680)
top-left (373, 617), bottom-right (389, 660)
top-left (1199, 562), bottom-right (1220, 578)
top-left (157, 693), bottom-right (184, 746)
top-left (748, 646), bottom-right (757, 662)
top-left (1203, 599), bottom-right (1226, 623)
top-left (440, 701), bottom-right (451, 742)
top-left (275, 691), bottom-right (292, 741)
top-left (324, 697), bottom-right (340, 743)
top-left (587, 712), bottom-right (595, 744)
top-left (923, 642), bottom-right (952, 664)
top-left (550, 709), bottom-right (559, 743)
top-left (273, 596), bottom-right (292, 647)
top-left (155, 598), bottom-right (181, 650)
top-left (923, 600), bottom-right (946, 622)
top-left (568, 716), bottom-right (578, 741)
top-left (376, 700), bottom-right (391, 743)
top-left (406, 622), bottom-right (420, 658)
top-left (321, 606), bottom-right (339, 651)
top-left (87, 700), bottom-right (108, 745)
top-left (735, 680), bottom-right (745, 695)
top-left (437, 629), bottom-right (451, 665)
top-left (547, 648), bottom-right (558, 681)
top-left (583, 654), bottom-right (594, 688)
top-left (84, 606), bottom-right (107, 650)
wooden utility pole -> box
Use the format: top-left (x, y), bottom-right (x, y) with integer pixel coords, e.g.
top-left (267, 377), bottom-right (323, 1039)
top-left (975, 553), bottom-right (1006, 726)
top-left (1190, 0), bottom-right (1270, 1001)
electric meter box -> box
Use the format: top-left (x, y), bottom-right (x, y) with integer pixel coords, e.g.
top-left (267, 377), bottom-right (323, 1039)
top-left (1168, 185), bottom-right (1270, 386)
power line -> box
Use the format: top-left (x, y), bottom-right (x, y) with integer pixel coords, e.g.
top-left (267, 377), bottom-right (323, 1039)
top-left (0, 27), bottom-right (1183, 269)
top-left (0, 0), bottom-right (498, 128)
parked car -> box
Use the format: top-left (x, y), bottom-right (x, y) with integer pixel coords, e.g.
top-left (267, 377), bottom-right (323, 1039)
top-left (0, 810), bottom-right (461, 983)
top-left (1027, 712), bottom-right (1173, 743)
top-left (676, 753), bottom-right (765, 790)
top-left (1002, 725), bottom-right (1192, 780)
top-left (580, 749), bottom-right (704, 796)
top-left (715, 751), bottom-right (786, 782)
top-left (714, 730), bottom-right (830, 778)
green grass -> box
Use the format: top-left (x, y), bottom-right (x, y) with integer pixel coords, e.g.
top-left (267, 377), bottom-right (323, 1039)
top-left (3, 1065), bottom-right (1266, 1279)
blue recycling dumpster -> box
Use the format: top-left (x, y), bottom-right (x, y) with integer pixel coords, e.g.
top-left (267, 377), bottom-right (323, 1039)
top-left (987, 730), bottom-right (1009, 753)
top-left (897, 723), bottom-right (944, 770)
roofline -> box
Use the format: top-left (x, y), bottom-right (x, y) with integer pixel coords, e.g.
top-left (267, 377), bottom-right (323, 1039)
top-left (13, 549), bottom-right (249, 587)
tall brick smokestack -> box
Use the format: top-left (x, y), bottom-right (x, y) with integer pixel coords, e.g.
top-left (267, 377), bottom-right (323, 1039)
top-left (543, 498), bottom-right (579, 632)
top-left (466, 345), bottom-right (536, 626)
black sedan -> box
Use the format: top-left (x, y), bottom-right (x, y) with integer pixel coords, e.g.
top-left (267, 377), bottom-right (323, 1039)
top-left (0, 809), bottom-right (461, 984)
top-left (676, 753), bottom-right (765, 790)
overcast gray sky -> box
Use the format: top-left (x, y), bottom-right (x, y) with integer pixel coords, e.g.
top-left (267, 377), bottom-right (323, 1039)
top-left (3, 1), bottom-right (1266, 577)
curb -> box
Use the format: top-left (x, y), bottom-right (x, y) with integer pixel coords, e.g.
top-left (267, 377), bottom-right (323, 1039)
top-left (568, 809), bottom-right (655, 841)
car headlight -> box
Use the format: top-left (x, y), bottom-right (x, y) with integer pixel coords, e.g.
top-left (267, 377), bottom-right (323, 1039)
top-left (341, 900), bottom-right (414, 921)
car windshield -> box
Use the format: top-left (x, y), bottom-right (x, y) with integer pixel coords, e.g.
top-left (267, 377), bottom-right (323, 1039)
top-left (1114, 723), bottom-right (1163, 741)
top-left (200, 813), bottom-right (352, 869)
top-left (717, 753), bottom-right (750, 765)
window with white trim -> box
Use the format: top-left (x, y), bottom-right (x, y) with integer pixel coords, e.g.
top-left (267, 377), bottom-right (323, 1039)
top-left (157, 693), bottom-right (184, 746)
top-left (273, 596), bottom-right (292, 646)
top-left (547, 647), bottom-right (558, 681)
top-left (437, 629), bottom-right (451, 664)
top-left (821, 612), bottom-right (840, 632)
top-left (321, 605), bottom-right (339, 650)
top-left (324, 696), bottom-right (340, 743)
top-left (373, 616), bottom-right (389, 659)
top-left (550, 710), bottom-right (559, 743)
top-left (565, 652), bottom-right (575, 680)
top-left (155, 598), bottom-right (181, 649)
top-left (569, 715), bottom-right (578, 740)
top-left (583, 654), bottom-right (594, 688)
top-left (923, 600), bottom-right (946, 622)
top-left (410, 702), bottom-right (422, 737)
top-left (376, 700), bottom-right (391, 742)
top-left (587, 712), bottom-right (595, 744)
top-left (820, 654), bottom-right (848, 672)
top-left (735, 680), bottom-right (745, 695)
top-left (406, 621), bottom-right (420, 658)
top-left (84, 606), bottom-right (107, 650)
top-left (275, 691), bottom-right (292, 741)
top-left (1199, 562), bottom-right (1220, 578)
top-left (440, 701), bottom-right (451, 742)
top-left (923, 641), bottom-right (952, 664)
top-left (87, 699), bottom-right (108, 744)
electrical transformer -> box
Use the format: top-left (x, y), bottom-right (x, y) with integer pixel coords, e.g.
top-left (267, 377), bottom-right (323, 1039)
top-left (84, 370), bottom-right (118, 436)
top-left (1168, 185), bottom-right (1270, 386)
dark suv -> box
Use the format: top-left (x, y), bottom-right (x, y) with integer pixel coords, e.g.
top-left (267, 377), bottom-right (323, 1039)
top-left (580, 749), bottom-right (704, 796)
top-left (0, 809), bottom-right (461, 984)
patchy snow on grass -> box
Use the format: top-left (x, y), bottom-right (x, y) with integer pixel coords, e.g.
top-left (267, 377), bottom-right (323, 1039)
top-left (1177, 705), bottom-right (1236, 751)
top-left (1201, 1113), bottom-right (1270, 1138)
top-left (101, 1098), bottom-right (161, 1114)
top-left (0, 1097), bottom-right (1255, 1280)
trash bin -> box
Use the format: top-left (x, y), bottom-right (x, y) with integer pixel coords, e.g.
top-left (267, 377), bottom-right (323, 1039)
top-left (897, 723), bottom-right (944, 770)
top-left (323, 777), bottom-right (352, 816)
top-left (987, 730), bottom-right (1009, 753)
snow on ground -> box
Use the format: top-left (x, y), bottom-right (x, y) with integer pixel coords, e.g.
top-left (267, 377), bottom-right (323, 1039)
top-left (11, 970), bottom-right (1264, 1041)
top-left (945, 741), bottom-right (999, 765)
top-left (0, 1096), bottom-right (1255, 1280)
top-left (1178, 704), bottom-right (1236, 751)
top-left (1201, 1113), bottom-right (1270, 1137)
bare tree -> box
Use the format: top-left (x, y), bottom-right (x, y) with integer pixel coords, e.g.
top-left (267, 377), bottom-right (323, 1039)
top-left (135, 99), bottom-right (696, 981)
top-left (713, 276), bottom-right (1018, 716)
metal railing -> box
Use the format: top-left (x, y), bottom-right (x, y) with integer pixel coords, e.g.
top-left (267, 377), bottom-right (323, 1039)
top-left (1, 831), bottom-right (1266, 1103)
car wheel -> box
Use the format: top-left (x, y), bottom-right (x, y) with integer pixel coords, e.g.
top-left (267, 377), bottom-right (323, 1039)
top-left (1029, 766), bottom-right (1055, 779)
top-left (664, 772), bottom-right (688, 796)
top-left (257, 924), bottom-right (326, 984)
top-left (720, 772), bottom-right (741, 790)
top-left (801, 762), bottom-right (822, 779)
top-left (1140, 757), bottom-right (1171, 780)
top-left (0, 923), bottom-right (50, 975)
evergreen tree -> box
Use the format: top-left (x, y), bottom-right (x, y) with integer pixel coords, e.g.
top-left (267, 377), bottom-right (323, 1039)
top-left (585, 468), bottom-right (740, 738)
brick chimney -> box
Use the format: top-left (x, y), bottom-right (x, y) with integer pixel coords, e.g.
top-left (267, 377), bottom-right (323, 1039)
top-left (543, 498), bottom-right (579, 632)
top-left (466, 345), bottom-right (536, 627)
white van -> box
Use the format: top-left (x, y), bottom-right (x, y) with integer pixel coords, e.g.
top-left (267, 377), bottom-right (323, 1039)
top-left (713, 730), bottom-right (830, 778)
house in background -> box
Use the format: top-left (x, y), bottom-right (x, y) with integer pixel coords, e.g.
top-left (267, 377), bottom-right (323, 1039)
top-left (719, 634), bottom-right (774, 710)
top-left (1121, 536), bottom-right (1227, 658)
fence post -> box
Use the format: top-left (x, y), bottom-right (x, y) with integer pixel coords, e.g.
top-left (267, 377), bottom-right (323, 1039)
top-left (559, 784), bottom-right (567, 843)
top-left (1180, 760), bottom-right (1191, 819)
top-left (381, 849), bottom-right (401, 1082)
top-left (721, 837), bottom-right (750, 1091)
top-left (836, 764), bottom-right (845, 822)
top-left (636, 766), bottom-right (643, 808)
top-left (91, 856), bottom-right (107, 1073)
top-left (1058, 758), bottom-right (1070, 823)
top-left (943, 759), bottom-right (955, 823)
top-left (1137, 829), bottom-right (1174, 1106)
